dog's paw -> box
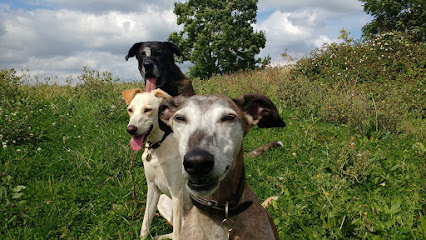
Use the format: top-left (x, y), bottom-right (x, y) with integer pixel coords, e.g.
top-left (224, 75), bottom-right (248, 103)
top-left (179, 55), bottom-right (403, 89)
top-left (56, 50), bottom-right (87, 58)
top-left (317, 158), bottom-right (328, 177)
top-left (155, 233), bottom-right (173, 240)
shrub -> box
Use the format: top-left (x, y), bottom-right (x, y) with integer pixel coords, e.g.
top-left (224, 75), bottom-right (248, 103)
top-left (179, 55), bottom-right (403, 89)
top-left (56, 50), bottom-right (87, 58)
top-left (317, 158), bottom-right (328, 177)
top-left (75, 67), bottom-right (119, 100)
top-left (282, 31), bottom-right (425, 136)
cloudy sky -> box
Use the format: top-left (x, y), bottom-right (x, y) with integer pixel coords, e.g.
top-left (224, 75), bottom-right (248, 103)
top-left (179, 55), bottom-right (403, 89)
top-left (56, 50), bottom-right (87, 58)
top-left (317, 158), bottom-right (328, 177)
top-left (0, 0), bottom-right (372, 84)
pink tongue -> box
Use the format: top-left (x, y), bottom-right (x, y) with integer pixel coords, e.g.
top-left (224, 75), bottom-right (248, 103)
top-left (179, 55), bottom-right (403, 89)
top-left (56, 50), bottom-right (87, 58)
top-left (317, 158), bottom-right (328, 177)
top-left (145, 78), bottom-right (156, 92)
top-left (130, 135), bottom-right (145, 151)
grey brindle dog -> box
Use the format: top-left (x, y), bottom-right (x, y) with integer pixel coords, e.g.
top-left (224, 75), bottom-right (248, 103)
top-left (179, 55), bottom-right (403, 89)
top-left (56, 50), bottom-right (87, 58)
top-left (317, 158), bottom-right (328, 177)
top-left (159, 94), bottom-right (284, 239)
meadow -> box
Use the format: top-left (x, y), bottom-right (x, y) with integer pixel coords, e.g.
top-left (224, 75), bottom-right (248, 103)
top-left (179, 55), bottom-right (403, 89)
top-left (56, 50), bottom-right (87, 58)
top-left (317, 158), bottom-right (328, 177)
top-left (1, 32), bottom-right (425, 239)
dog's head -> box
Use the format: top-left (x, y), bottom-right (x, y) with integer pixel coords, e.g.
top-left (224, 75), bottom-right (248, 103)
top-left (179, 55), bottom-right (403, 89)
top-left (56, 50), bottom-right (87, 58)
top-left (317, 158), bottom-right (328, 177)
top-left (125, 41), bottom-right (183, 91)
top-left (122, 88), bottom-right (172, 151)
top-left (159, 94), bottom-right (285, 196)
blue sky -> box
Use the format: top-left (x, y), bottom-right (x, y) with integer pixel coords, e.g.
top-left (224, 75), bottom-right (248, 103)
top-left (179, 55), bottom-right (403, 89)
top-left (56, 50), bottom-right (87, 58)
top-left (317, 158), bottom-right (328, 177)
top-left (0, 0), bottom-right (372, 84)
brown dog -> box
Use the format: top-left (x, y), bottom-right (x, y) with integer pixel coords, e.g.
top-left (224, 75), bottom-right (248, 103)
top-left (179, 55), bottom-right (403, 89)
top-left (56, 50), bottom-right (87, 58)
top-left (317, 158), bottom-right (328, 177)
top-left (159, 94), bottom-right (284, 239)
top-left (126, 41), bottom-right (195, 96)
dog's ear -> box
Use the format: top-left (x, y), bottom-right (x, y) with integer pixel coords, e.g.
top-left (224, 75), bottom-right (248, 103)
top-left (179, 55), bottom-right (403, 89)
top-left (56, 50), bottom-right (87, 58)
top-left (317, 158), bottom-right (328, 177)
top-left (125, 42), bottom-right (142, 61)
top-left (158, 96), bottom-right (187, 133)
top-left (165, 42), bottom-right (184, 57)
top-left (122, 88), bottom-right (142, 105)
top-left (232, 94), bottom-right (286, 129)
top-left (151, 89), bottom-right (172, 102)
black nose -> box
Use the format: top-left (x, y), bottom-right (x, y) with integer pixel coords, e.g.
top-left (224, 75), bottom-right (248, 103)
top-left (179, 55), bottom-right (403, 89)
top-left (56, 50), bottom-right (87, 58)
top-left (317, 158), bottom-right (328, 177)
top-left (183, 148), bottom-right (214, 176)
top-left (127, 125), bottom-right (137, 135)
top-left (143, 61), bottom-right (154, 72)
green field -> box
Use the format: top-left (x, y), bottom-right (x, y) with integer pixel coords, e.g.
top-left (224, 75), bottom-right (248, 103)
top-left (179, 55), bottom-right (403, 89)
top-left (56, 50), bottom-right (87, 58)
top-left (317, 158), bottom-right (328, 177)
top-left (1, 33), bottom-right (425, 239)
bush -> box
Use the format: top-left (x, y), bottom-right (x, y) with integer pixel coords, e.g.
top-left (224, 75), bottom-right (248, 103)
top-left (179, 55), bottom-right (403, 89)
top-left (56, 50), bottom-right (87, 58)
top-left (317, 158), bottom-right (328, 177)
top-left (75, 67), bottom-right (120, 100)
top-left (282, 31), bottom-right (425, 136)
top-left (0, 69), bottom-right (46, 145)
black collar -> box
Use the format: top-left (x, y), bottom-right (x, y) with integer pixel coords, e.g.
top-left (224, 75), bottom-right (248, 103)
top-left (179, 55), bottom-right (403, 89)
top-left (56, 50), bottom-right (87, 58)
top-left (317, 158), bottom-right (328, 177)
top-left (146, 131), bottom-right (171, 150)
top-left (190, 166), bottom-right (253, 218)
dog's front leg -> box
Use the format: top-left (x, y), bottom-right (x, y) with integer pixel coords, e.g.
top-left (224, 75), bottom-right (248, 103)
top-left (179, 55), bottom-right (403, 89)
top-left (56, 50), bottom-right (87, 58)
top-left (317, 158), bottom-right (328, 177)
top-left (171, 193), bottom-right (184, 240)
top-left (140, 183), bottom-right (161, 239)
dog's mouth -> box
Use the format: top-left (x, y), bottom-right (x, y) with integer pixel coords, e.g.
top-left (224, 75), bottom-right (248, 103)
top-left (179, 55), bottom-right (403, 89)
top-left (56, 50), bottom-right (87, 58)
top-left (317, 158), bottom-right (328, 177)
top-left (129, 125), bottom-right (153, 151)
top-left (145, 78), bottom-right (156, 92)
top-left (187, 178), bottom-right (218, 194)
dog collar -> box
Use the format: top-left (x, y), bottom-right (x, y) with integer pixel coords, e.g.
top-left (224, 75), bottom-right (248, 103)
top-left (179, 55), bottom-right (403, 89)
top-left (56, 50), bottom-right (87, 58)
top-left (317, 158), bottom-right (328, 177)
top-left (147, 131), bottom-right (171, 150)
top-left (189, 166), bottom-right (253, 218)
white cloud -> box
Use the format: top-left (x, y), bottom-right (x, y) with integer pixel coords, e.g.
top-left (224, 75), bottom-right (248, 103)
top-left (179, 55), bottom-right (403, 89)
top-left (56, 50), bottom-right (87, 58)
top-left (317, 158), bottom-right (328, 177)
top-left (258, 0), bottom-right (364, 15)
top-left (0, 4), bottom-right (179, 83)
top-left (255, 1), bottom-right (369, 64)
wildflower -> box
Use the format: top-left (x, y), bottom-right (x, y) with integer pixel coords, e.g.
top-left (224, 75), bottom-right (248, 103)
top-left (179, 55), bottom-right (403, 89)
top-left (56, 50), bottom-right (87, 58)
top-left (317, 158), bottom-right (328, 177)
top-left (325, 192), bottom-right (331, 196)
top-left (52, 122), bottom-right (56, 126)
top-left (16, 149), bottom-right (21, 153)
top-left (37, 147), bottom-right (42, 152)
top-left (292, 152), bottom-right (297, 157)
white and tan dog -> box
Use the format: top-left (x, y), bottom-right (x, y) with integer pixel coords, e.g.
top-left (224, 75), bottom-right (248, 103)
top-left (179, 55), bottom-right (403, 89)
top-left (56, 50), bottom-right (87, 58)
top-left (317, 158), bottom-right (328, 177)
top-left (159, 94), bottom-right (285, 239)
top-left (122, 88), bottom-right (192, 240)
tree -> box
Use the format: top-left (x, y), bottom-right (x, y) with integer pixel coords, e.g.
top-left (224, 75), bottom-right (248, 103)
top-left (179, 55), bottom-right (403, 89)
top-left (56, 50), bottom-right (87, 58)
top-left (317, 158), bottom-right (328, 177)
top-left (168, 0), bottom-right (266, 79)
top-left (360, 0), bottom-right (425, 41)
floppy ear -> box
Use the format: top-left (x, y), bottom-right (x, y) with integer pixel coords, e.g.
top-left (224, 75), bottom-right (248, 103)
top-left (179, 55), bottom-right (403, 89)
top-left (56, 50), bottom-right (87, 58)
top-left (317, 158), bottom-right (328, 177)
top-left (125, 42), bottom-right (142, 61)
top-left (165, 41), bottom-right (184, 57)
top-left (151, 89), bottom-right (172, 102)
top-left (158, 96), bottom-right (187, 133)
top-left (122, 88), bottom-right (142, 105)
top-left (232, 94), bottom-right (286, 128)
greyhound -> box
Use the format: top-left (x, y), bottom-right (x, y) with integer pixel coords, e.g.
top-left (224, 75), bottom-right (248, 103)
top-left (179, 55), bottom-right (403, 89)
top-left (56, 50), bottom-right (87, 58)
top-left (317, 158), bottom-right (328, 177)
top-left (158, 94), bottom-right (285, 239)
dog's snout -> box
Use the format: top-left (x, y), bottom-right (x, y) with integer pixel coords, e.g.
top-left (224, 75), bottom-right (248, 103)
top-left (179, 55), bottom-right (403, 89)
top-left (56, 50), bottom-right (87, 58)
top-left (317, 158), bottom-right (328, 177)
top-left (183, 149), bottom-right (214, 176)
top-left (127, 125), bottom-right (137, 135)
top-left (143, 61), bottom-right (155, 71)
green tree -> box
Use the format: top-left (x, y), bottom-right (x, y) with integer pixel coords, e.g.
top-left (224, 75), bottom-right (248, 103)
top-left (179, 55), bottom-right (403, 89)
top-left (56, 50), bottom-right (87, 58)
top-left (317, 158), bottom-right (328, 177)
top-left (360, 0), bottom-right (425, 41)
top-left (168, 0), bottom-right (266, 79)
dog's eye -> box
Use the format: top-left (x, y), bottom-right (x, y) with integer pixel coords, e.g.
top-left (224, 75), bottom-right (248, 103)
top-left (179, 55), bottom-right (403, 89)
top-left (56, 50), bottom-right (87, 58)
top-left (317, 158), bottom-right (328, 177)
top-left (144, 108), bottom-right (152, 113)
top-left (174, 115), bottom-right (186, 123)
top-left (221, 114), bottom-right (237, 122)
top-left (128, 108), bottom-right (133, 113)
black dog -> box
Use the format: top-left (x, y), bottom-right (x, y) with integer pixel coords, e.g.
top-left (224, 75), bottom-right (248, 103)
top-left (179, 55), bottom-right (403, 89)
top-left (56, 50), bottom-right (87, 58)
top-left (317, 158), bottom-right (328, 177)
top-left (126, 41), bottom-right (195, 96)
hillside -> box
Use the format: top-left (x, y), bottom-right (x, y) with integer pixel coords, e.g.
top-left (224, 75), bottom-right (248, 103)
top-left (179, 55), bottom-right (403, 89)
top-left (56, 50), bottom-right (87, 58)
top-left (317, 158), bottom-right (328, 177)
top-left (1, 32), bottom-right (425, 239)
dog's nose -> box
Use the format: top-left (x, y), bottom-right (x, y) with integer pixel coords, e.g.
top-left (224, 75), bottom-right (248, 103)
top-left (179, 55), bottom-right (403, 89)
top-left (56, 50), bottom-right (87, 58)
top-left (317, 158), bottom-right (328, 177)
top-left (143, 61), bottom-right (155, 71)
top-left (183, 148), bottom-right (214, 176)
top-left (127, 125), bottom-right (137, 135)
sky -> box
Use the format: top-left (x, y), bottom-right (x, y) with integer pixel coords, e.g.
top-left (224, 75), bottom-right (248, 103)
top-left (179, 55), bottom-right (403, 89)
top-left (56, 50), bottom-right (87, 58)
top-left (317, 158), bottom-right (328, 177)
top-left (0, 0), bottom-right (372, 84)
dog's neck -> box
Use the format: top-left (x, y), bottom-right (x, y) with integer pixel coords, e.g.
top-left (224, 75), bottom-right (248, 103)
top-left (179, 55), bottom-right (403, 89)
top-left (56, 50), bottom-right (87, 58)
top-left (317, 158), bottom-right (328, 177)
top-left (145, 125), bottom-right (168, 149)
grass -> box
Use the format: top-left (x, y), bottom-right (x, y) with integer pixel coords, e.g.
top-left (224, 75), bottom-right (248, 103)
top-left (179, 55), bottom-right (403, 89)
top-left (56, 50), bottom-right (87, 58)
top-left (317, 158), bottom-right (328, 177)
top-left (1, 32), bottom-right (425, 239)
